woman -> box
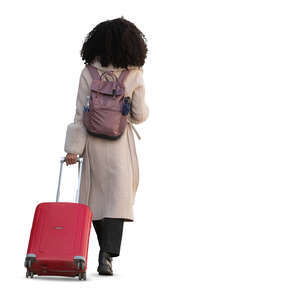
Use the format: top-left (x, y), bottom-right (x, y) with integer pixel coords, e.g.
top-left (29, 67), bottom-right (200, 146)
top-left (64, 17), bottom-right (149, 276)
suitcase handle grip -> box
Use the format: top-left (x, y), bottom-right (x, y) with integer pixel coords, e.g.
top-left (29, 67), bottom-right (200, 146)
top-left (56, 156), bottom-right (84, 203)
top-left (60, 156), bottom-right (83, 163)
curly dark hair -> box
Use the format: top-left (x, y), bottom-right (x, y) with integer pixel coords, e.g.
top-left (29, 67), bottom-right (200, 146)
top-left (80, 17), bottom-right (147, 68)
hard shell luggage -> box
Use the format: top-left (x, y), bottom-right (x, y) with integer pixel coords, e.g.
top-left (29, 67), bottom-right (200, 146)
top-left (24, 157), bottom-right (93, 280)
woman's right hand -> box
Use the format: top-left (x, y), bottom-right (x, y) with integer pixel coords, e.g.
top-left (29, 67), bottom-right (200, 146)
top-left (65, 153), bottom-right (78, 166)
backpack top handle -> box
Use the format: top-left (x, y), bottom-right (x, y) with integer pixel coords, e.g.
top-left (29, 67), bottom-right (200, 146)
top-left (87, 64), bottom-right (129, 85)
top-left (99, 71), bottom-right (118, 82)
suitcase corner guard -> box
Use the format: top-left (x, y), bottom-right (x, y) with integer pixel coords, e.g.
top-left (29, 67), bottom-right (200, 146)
top-left (73, 256), bottom-right (86, 271)
top-left (24, 253), bottom-right (36, 268)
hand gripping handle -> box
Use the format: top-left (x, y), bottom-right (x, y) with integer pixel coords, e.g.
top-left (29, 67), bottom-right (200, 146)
top-left (56, 157), bottom-right (84, 203)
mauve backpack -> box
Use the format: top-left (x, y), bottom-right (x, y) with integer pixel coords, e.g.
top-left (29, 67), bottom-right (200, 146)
top-left (83, 64), bottom-right (131, 140)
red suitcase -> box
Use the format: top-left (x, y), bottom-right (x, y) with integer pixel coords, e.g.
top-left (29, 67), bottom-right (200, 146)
top-left (24, 157), bottom-right (93, 280)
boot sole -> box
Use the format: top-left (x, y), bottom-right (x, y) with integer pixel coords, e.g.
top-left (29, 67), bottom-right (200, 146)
top-left (98, 270), bottom-right (113, 276)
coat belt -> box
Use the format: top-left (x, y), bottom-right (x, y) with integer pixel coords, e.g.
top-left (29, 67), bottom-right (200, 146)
top-left (127, 120), bottom-right (141, 140)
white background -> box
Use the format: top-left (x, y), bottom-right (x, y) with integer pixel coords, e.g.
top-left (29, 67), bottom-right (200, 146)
top-left (0, 0), bottom-right (299, 299)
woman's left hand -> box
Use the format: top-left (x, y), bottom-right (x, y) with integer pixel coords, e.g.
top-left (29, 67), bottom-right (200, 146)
top-left (65, 153), bottom-right (78, 165)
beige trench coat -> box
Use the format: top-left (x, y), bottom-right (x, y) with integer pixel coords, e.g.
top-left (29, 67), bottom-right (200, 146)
top-left (64, 60), bottom-right (149, 221)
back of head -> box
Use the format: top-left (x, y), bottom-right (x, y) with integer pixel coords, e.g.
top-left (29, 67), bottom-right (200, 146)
top-left (81, 17), bottom-right (148, 69)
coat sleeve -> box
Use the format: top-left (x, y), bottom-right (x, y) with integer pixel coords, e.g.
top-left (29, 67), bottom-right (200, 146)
top-left (64, 68), bottom-right (89, 155)
top-left (129, 69), bottom-right (149, 124)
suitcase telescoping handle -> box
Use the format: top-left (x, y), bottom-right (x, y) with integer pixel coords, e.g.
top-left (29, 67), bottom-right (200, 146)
top-left (56, 157), bottom-right (84, 203)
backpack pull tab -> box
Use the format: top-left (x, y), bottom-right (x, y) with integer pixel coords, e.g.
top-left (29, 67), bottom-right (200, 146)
top-left (112, 81), bottom-right (117, 97)
top-left (122, 97), bottom-right (131, 115)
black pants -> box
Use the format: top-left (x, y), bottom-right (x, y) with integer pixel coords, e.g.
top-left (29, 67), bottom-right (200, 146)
top-left (92, 218), bottom-right (124, 257)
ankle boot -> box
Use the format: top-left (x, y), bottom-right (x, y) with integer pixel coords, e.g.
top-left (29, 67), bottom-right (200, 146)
top-left (97, 251), bottom-right (113, 276)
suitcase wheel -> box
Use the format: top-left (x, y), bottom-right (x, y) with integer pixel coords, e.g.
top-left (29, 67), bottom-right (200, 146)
top-left (26, 269), bottom-right (34, 278)
top-left (78, 272), bottom-right (86, 281)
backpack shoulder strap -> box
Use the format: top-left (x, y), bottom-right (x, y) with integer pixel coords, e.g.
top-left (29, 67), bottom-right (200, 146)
top-left (118, 69), bottom-right (130, 85)
top-left (87, 64), bottom-right (101, 81)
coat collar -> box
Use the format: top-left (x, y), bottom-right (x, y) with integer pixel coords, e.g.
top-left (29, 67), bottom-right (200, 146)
top-left (90, 58), bottom-right (140, 72)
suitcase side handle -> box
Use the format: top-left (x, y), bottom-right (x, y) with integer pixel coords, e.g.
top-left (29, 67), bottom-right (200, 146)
top-left (56, 156), bottom-right (84, 203)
